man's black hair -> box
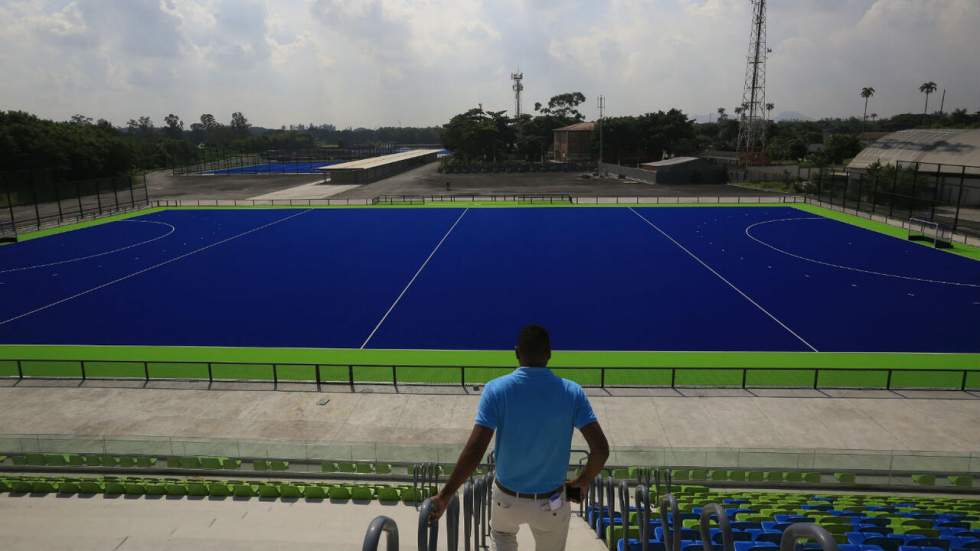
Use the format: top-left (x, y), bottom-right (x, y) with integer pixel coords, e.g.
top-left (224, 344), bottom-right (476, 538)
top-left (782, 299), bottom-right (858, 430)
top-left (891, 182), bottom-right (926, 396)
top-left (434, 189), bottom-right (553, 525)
top-left (516, 324), bottom-right (551, 367)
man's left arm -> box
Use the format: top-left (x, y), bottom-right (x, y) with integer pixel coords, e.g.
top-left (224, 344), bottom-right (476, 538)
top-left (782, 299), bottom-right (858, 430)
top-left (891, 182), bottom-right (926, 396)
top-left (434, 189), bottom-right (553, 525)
top-left (429, 424), bottom-right (494, 521)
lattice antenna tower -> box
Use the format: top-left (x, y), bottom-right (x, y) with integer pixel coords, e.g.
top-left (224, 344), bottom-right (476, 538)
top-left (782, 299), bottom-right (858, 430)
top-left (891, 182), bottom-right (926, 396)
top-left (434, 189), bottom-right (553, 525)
top-left (511, 71), bottom-right (524, 119)
top-left (736, 0), bottom-right (769, 160)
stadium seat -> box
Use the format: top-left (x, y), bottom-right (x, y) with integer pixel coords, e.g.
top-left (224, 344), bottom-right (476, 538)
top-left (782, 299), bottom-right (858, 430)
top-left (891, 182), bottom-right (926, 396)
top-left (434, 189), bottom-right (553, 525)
top-left (186, 482), bottom-right (208, 497)
top-left (376, 486), bottom-right (400, 503)
top-left (223, 459), bottom-right (242, 470)
top-left (913, 475), bottom-right (936, 486)
top-left (350, 486), bottom-right (374, 500)
top-left (26, 454), bottom-right (45, 466)
top-left (164, 482), bottom-right (187, 496)
top-left (208, 483), bottom-right (231, 497)
top-left (79, 480), bottom-right (104, 494)
top-left (144, 481), bottom-right (166, 496)
top-left (836, 473), bottom-right (857, 484)
top-left (232, 484), bottom-right (256, 498)
top-left (278, 483), bottom-right (302, 499)
top-left (321, 462), bottom-right (338, 473)
top-left (136, 456), bottom-right (157, 467)
top-left (124, 482), bottom-right (145, 496)
top-left (82, 455), bottom-right (102, 466)
top-left (303, 485), bottom-right (326, 499)
top-left (100, 455), bottom-right (120, 467)
top-left (256, 484), bottom-right (279, 498)
top-left (104, 480), bottom-right (125, 495)
top-left (200, 457), bottom-right (223, 470)
top-left (180, 457), bottom-right (203, 469)
top-left (328, 486), bottom-right (352, 501)
top-left (43, 453), bottom-right (69, 466)
top-left (355, 463), bottom-right (375, 474)
top-left (337, 462), bottom-right (357, 473)
top-left (269, 460), bottom-right (289, 471)
top-left (117, 456), bottom-right (139, 468)
top-left (948, 477), bottom-right (972, 488)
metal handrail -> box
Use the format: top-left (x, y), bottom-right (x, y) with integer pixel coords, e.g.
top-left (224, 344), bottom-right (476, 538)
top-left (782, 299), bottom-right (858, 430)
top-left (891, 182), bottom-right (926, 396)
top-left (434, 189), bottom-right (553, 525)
top-left (699, 503), bottom-right (733, 551)
top-left (362, 516), bottom-right (399, 551)
top-left (636, 484), bottom-right (651, 551)
top-left (659, 493), bottom-right (681, 551)
top-left (418, 495), bottom-right (460, 551)
top-left (779, 524), bottom-right (839, 551)
top-left (618, 479), bottom-right (631, 551)
top-left (4, 358), bottom-right (974, 392)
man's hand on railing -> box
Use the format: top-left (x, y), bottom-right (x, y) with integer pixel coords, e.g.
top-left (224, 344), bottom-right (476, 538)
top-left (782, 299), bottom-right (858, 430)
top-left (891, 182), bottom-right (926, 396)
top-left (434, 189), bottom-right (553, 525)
top-left (428, 492), bottom-right (451, 523)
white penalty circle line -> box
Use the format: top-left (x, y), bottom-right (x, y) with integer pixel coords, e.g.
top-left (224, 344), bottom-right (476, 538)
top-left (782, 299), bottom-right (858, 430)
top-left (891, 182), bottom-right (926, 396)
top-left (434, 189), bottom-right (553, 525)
top-left (745, 217), bottom-right (980, 289)
top-left (0, 219), bottom-right (177, 274)
top-left (0, 209), bottom-right (313, 328)
top-left (628, 207), bottom-right (819, 352)
top-left (360, 208), bottom-right (470, 349)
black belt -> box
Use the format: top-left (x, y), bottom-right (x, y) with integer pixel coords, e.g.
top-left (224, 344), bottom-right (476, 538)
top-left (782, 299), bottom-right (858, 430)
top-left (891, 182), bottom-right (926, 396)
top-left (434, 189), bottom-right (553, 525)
top-left (495, 479), bottom-right (563, 500)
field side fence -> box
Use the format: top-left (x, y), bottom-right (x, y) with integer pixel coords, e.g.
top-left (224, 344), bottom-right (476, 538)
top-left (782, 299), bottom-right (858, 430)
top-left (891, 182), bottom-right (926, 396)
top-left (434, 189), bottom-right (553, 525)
top-left (2, 359), bottom-right (978, 392)
top-left (1, 433), bottom-right (977, 475)
top-left (733, 160), bottom-right (980, 241)
top-left (0, 170), bottom-right (150, 237)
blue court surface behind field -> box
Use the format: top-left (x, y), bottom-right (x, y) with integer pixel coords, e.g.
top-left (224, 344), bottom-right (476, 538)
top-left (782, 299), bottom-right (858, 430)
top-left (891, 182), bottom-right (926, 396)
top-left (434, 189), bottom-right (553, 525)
top-left (0, 206), bottom-right (977, 352)
top-left (207, 161), bottom-right (337, 174)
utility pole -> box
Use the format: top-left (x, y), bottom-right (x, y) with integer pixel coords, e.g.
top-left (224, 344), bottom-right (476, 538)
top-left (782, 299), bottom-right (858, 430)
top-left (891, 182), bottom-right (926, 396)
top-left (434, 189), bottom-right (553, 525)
top-left (736, 0), bottom-right (769, 165)
top-left (598, 95), bottom-right (605, 166)
top-left (511, 71), bottom-right (524, 119)
top-left (939, 89), bottom-right (946, 115)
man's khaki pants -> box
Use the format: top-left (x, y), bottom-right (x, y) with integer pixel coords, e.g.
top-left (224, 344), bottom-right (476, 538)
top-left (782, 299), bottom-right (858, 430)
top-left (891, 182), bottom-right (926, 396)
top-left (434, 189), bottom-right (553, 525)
top-left (491, 485), bottom-right (571, 551)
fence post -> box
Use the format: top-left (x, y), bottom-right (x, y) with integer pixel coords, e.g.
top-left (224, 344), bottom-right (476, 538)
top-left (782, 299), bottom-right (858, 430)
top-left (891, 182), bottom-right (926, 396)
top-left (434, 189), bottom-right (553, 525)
top-left (670, 368), bottom-right (676, 388)
top-left (95, 178), bottom-right (103, 214)
top-left (600, 368), bottom-right (605, 389)
top-left (74, 179), bottom-right (84, 218)
top-left (910, 163), bottom-right (920, 215)
top-left (207, 362), bottom-right (213, 388)
top-left (889, 164), bottom-right (899, 218)
top-left (29, 171), bottom-right (42, 229)
top-left (53, 179), bottom-right (64, 222)
top-left (129, 174), bottom-right (136, 206)
top-left (315, 365), bottom-right (321, 392)
top-left (391, 365), bottom-right (397, 387)
top-left (812, 369), bottom-right (819, 389)
top-left (16, 360), bottom-right (23, 379)
top-left (741, 369), bottom-right (748, 389)
top-left (841, 174), bottom-right (849, 211)
top-left (961, 371), bottom-right (968, 392)
top-left (952, 166), bottom-right (966, 232)
top-left (80, 360), bottom-right (87, 381)
top-left (143, 173), bottom-right (150, 204)
top-left (112, 177), bottom-right (120, 210)
top-left (871, 170), bottom-right (880, 214)
top-left (273, 364), bottom-right (278, 390)
top-left (855, 173), bottom-right (863, 212)
top-left (930, 164), bottom-right (942, 221)
top-left (143, 361), bottom-right (150, 384)
top-left (348, 365), bottom-right (355, 391)
top-left (3, 176), bottom-right (16, 231)
top-left (885, 370), bottom-right (893, 390)
top-left (460, 366), bottom-right (465, 388)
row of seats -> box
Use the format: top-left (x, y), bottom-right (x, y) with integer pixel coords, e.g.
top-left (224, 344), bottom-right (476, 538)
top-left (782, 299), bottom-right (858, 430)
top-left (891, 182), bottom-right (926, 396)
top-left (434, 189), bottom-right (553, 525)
top-left (2, 453), bottom-right (395, 474)
top-left (660, 469), bottom-right (972, 487)
top-left (0, 474), bottom-right (436, 503)
top-left (587, 483), bottom-right (979, 551)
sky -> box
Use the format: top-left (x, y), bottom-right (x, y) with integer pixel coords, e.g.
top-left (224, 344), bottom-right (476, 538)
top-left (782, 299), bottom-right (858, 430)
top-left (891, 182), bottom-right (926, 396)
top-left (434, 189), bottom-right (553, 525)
top-left (1, 0), bottom-right (978, 129)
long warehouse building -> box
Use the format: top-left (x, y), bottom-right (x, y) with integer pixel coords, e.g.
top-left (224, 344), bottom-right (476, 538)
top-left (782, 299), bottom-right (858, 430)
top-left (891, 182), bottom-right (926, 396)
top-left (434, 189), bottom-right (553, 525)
top-left (321, 149), bottom-right (441, 184)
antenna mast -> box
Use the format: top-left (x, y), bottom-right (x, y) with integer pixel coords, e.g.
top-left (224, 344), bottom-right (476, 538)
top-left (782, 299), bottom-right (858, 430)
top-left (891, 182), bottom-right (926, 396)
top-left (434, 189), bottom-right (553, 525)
top-left (511, 71), bottom-right (524, 119)
top-left (736, 0), bottom-right (768, 164)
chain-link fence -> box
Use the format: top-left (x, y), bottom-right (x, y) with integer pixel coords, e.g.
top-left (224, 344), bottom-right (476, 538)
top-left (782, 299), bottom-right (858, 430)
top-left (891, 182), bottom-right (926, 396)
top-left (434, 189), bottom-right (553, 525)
top-left (171, 146), bottom-right (399, 175)
top-left (732, 162), bottom-right (980, 240)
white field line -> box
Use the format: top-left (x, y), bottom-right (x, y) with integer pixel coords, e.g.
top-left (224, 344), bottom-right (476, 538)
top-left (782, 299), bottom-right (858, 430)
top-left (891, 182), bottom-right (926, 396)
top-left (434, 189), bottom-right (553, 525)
top-left (745, 217), bottom-right (980, 289)
top-left (0, 209), bottom-right (312, 328)
top-left (628, 207), bottom-right (819, 352)
top-left (360, 208), bottom-right (470, 349)
top-left (0, 220), bottom-right (177, 274)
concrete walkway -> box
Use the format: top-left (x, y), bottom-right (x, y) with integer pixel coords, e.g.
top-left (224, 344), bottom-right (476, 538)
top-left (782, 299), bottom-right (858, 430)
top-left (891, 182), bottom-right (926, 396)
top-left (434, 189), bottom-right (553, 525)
top-left (248, 182), bottom-right (359, 200)
top-left (1, 384), bottom-right (978, 456)
top-left (0, 493), bottom-right (606, 550)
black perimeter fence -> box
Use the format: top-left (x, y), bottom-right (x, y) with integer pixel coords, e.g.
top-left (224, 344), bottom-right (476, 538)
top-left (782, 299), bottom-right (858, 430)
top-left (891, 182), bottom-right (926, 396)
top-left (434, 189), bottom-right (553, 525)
top-left (1, 359), bottom-right (978, 392)
top-left (0, 170), bottom-right (149, 238)
top-left (170, 146), bottom-right (398, 176)
top-left (731, 161), bottom-right (980, 240)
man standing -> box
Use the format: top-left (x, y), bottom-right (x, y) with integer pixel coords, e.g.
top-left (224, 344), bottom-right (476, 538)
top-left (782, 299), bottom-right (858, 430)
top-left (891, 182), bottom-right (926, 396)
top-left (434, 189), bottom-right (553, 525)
top-left (430, 325), bottom-right (610, 550)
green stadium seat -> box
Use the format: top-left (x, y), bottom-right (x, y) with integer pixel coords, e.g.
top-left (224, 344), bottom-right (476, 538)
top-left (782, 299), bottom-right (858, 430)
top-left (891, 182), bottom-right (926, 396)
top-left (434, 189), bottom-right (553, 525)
top-left (82, 455), bottom-right (102, 467)
top-left (0, 478), bottom-right (12, 493)
top-left (746, 471), bottom-right (764, 482)
top-left (200, 457), bottom-right (223, 469)
top-left (912, 474), bottom-right (936, 486)
top-left (727, 470), bottom-right (747, 482)
top-left (303, 485), bottom-right (326, 499)
top-left (278, 483), bottom-right (302, 499)
top-left (949, 475), bottom-right (972, 487)
top-left (834, 473), bottom-right (856, 484)
top-left (0, 455), bottom-right (6, 464)
top-left (329, 486), bottom-right (352, 500)
top-left (124, 482), bottom-right (145, 496)
top-left (167, 457), bottom-right (182, 468)
top-left (104, 481), bottom-right (125, 495)
top-left (57, 480), bottom-right (80, 495)
top-left (376, 486), bottom-right (400, 503)
top-left (337, 462), bottom-right (356, 473)
top-left (232, 484), bottom-right (256, 498)
top-left (803, 472), bottom-right (821, 483)
top-left (269, 460), bottom-right (288, 471)
top-left (31, 480), bottom-right (57, 494)
top-left (671, 469), bottom-right (689, 481)
top-left (400, 486), bottom-right (419, 504)
top-left (257, 484), bottom-right (279, 498)
top-left (43, 453), bottom-right (68, 466)
top-left (99, 455), bottom-right (120, 467)
top-left (26, 454), bottom-right (45, 466)
top-left (136, 457), bottom-right (157, 468)
top-left (688, 469), bottom-right (707, 481)
top-left (355, 463), bottom-right (375, 474)
top-left (164, 483), bottom-right (188, 496)
top-left (145, 482), bottom-right (167, 496)
top-left (117, 456), bottom-right (139, 468)
top-left (611, 468), bottom-right (630, 479)
top-left (765, 471), bottom-right (783, 482)
top-left (186, 482), bottom-right (208, 497)
top-left (207, 483), bottom-right (231, 497)
top-left (350, 486), bottom-right (374, 500)
top-left (321, 462), bottom-right (338, 473)
top-left (223, 459), bottom-right (242, 470)
top-left (374, 463), bottom-right (391, 474)
top-left (11, 479), bottom-right (33, 493)
top-left (79, 480), bottom-right (104, 494)
top-left (66, 454), bottom-right (85, 466)
top-left (179, 457), bottom-right (202, 469)
top-left (12, 455), bottom-right (27, 465)
top-left (607, 525), bottom-right (640, 545)
top-left (253, 460), bottom-right (269, 471)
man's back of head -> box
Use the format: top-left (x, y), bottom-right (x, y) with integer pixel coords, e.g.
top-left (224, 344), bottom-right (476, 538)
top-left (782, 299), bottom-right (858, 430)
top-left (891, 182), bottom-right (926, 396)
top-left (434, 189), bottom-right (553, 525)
top-left (516, 324), bottom-right (551, 367)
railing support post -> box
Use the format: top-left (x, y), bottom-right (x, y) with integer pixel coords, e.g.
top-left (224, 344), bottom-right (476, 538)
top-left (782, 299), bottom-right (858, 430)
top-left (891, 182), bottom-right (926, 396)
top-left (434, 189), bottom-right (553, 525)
top-left (349, 365), bottom-right (355, 391)
top-left (315, 364), bottom-right (321, 392)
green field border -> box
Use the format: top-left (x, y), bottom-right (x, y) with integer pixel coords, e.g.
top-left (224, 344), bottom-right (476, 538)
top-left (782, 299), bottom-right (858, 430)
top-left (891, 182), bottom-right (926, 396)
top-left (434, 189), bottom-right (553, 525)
top-left (5, 199), bottom-right (978, 386)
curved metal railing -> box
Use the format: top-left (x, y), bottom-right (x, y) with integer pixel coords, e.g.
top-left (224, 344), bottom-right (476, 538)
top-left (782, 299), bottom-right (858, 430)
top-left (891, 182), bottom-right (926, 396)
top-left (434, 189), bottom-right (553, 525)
top-left (779, 524), bottom-right (839, 551)
top-left (412, 463), bottom-right (440, 511)
top-left (699, 503), bottom-right (734, 551)
top-left (616, 479), bottom-right (632, 551)
top-left (636, 483), bottom-right (652, 551)
top-left (362, 515), bottom-right (399, 551)
top-left (418, 494), bottom-right (460, 551)
top-left (659, 493), bottom-right (682, 551)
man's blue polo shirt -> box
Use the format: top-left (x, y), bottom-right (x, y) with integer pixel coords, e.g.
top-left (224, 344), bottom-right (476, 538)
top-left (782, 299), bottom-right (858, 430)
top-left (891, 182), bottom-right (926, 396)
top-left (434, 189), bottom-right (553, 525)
top-left (475, 367), bottom-right (598, 494)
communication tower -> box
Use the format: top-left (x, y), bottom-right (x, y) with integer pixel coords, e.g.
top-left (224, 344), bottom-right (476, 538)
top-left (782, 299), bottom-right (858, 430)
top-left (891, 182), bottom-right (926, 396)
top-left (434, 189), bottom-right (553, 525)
top-left (736, 0), bottom-right (769, 164)
top-left (511, 71), bottom-right (524, 119)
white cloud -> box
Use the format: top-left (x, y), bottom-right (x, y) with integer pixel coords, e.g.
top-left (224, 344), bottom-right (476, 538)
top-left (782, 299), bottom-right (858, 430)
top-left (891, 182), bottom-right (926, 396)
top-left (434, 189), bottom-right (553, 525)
top-left (0, 0), bottom-right (977, 128)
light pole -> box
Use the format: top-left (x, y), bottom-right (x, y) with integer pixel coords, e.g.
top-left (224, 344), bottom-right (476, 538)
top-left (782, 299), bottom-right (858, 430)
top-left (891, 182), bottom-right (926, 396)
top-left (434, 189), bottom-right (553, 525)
top-left (598, 95), bottom-right (605, 168)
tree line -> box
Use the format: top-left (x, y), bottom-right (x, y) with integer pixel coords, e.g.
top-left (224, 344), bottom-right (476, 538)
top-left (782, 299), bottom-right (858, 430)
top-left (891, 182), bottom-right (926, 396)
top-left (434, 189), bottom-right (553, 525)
top-left (0, 110), bottom-right (442, 180)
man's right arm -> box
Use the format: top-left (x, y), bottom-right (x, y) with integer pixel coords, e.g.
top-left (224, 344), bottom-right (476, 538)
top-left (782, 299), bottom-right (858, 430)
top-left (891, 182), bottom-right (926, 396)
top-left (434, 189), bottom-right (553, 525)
top-left (568, 421), bottom-right (609, 499)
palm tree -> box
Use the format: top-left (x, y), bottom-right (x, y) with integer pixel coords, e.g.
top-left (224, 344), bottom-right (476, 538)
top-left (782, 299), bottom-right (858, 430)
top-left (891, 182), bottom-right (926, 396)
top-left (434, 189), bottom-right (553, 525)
top-left (920, 81), bottom-right (937, 114)
top-left (870, 113), bottom-right (878, 122)
top-left (733, 106), bottom-right (744, 119)
top-left (717, 107), bottom-right (727, 121)
top-left (766, 103), bottom-right (775, 118)
top-left (860, 87), bottom-right (876, 121)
